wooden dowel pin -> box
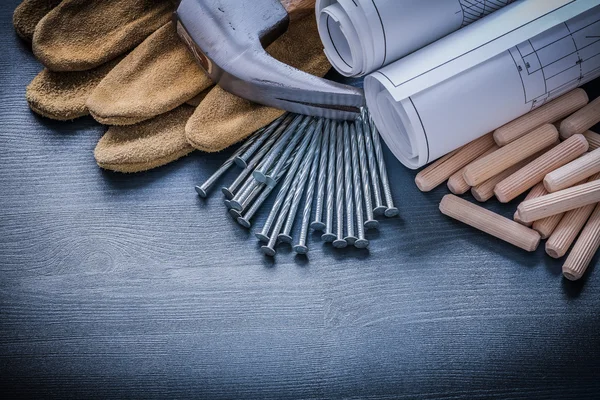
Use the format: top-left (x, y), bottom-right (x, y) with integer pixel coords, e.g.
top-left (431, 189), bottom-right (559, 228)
top-left (514, 183), bottom-right (547, 226)
top-left (562, 203), bottom-right (600, 281)
top-left (415, 133), bottom-right (495, 192)
top-left (440, 195), bottom-right (541, 252)
top-left (583, 130), bottom-right (600, 151)
top-left (463, 124), bottom-right (558, 187)
top-left (494, 134), bottom-right (589, 203)
top-left (494, 89), bottom-right (588, 146)
top-left (448, 145), bottom-right (499, 195)
top-left (471, 155), bottom-right (534, 202)
top-left (545, 173), bottom-right (600, 259)
top-left (560, 96), bottom-right (600, 139)
top-left (517, 179), bottom-right (600, 223)
top-left (544, 148), bottom-right (600, 193)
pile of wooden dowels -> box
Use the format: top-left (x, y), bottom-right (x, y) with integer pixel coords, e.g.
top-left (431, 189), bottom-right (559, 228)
top-left (416, 88), bottom-right (600, 281)
top-left (195, 110), bottom-right (398, 257)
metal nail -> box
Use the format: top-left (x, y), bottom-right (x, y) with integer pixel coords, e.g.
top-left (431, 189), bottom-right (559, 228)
top-left (262, 132), bottom-right (320, 256)
top-left (279, 119), bottom-right (324, 244)
top-left (310, 119), bottom-right (330, 232)
top-left (224, 199), bottom-right (233, 209)
top-left (362, 111), bottom-right (387, 216)
top-left (255, 121), bottom-right (317, 243)
top-left (236, 147), bottom-right (299, 229)
top-left (321, 122), bottom-right (337, 243)
top-left (229, 208), bottom-right (242, 220)
top-left (222, 117), bottom-right (288, 199)
top-left (253, 114), bottom-right (305, 184)
top-left (356, 119), bottom-right (379, 230)
top-left (196, 127), bottom-right (260, 197)
top-left (342, 122), bottom-right (357, 245)
top-left (229, 174), bottom-right (257, 211)
top-left (263, 116), bottom-right (313, 188)
top-left (350, 123), bottom-right (369, 249)
top-left (368, 112), bottom-right (399, 217)
top-left (294, 126), bottom-right (324, 254)
top-left (333, 123), bottom-right (347, 249)
top-left (234, 114), bottom-right (289, 168)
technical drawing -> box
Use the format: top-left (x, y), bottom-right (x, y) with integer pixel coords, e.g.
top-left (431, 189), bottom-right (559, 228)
top-left (458, 0), bottom-right (517, 27)
top-left (509, 14), bottom-right (600, 110)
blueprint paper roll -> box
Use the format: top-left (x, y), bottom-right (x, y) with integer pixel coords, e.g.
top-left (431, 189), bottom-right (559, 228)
top-left (316, 0), bottom-right (517, 77)
top-left (365, 2), bottom-right (600, 169)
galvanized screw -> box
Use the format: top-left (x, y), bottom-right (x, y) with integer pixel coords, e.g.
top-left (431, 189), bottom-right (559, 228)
top-left (310, 119), bottom-right (330, 232)
top-left (350, 123), bottom-right (369, 249)
top-left (368, 113), bottom-right (399, 217)
top-left (333, 123), bottom-right (347, 249)
top-left (342, 122), bottom-right (357, 245)
top-left (321, 121), bottom-right (337, 243)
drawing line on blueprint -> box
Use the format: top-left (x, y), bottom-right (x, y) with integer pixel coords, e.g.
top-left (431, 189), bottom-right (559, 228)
top-left (510, 16), bottom-right (600, 110)
top-left (458, 0), bottom-right (517, 27)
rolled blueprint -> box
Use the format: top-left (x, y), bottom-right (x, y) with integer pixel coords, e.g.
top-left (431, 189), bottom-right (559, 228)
top-left (365, 2), bottom-right (600, 169)
top-left (316, 0), bottom-right (517, 77)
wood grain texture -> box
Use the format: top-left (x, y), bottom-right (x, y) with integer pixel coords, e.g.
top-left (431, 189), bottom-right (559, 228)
top-left (1, 1), bottom-right (600, 398)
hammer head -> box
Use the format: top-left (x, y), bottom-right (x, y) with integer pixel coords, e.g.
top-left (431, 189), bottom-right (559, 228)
top-left (175, 0), bottom-right (364, 120)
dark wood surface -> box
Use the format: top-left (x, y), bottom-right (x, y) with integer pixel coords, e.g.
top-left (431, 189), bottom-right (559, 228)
top-left (1, 2), bottom-right (599, 398)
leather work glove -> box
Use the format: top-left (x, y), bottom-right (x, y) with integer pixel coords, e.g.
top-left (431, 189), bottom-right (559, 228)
top-left (16, 0), bottom-right (332, 173)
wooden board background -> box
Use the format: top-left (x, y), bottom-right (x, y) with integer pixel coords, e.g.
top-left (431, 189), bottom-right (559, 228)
top-left (1, 1), bottom-right (599, 398)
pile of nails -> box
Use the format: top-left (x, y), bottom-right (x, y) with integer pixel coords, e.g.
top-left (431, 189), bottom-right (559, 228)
top-left (196, 109), bottom-right (398, 257)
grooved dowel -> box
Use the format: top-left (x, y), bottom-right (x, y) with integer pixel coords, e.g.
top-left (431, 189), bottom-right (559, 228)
top-left (560, 96), bottom-right (600, 139)
top-left (517, 179), bottom-right (600, 223)
top-left (494, 89), bottom-right (589, 146)
top-left (416, 133), bottom-right (495, 192)
top-left (514, 183), bottom-right (548, 227)
top-left (494, 134), bottom-right (589, 203)
top-left (583, 130), bottom-right (600, 151)
top-left (562, 203), bottom-right (600, 281)
top-left (544, 148), bottom-right (600, 192)
top-left (439, 195), bottom-right (541, 252)
top-left (471, 155), bottom-right (534, 202)
top-left (448, 145), bottom-right (499, 195)
top-left (532, 213), bottom-right (564, 240)
top-left (463, 125), bottom-right (558, 187)
top-left (545, 173), bottom-right (600, 258)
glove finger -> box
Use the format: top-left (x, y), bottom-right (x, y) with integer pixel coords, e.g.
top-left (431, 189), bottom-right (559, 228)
top-left (33, 0), bottom-right (174, 72)
top-left (87, 22), bottom-right (213, 126)
top-left (26, 57), bottom-right (123, 121)
top-left (13, 0), bottom-right (62, 43)
top-left (94, 105), bottom-right (196, 173)
top-left (186, 89), bottom-right (211, 107)
top-left (185, 13), bottom-right (332, 153)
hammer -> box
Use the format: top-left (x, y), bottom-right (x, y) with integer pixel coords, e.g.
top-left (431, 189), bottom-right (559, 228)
top-left (174, 0), bottom-right (364, 120)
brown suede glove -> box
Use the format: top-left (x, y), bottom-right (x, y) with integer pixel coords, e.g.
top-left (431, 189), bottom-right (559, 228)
top-left (17, 0), bottom-right (332, 173)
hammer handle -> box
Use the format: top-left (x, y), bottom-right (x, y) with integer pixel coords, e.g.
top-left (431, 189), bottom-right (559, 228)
top-left (281, 0), bottom-right (315, 20)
